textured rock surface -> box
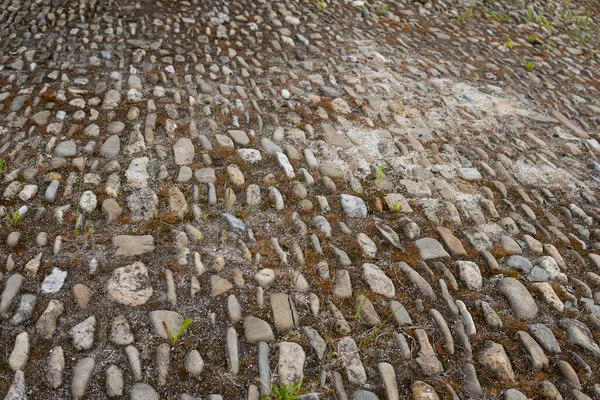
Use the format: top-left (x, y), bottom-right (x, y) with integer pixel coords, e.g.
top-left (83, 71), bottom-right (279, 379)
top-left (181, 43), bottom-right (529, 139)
top-left (0, 0), bottom-right (599, 398)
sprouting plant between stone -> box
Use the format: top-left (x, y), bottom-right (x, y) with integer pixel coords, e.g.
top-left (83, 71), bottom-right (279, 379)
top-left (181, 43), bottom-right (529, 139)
top-left (163, 318), bottom-right (193, 346)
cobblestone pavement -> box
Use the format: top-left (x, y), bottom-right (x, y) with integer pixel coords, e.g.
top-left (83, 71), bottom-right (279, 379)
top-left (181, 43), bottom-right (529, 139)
top-left (1, 0), bottom-right (600, 398)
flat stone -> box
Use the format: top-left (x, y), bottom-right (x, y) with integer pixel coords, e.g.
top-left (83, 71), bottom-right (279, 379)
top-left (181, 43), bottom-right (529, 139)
top-left (437, 227), bottom-right (466, 256)
top-left (211, 275), bottom-right (233, 297)
top-left (105, 365), bottom-right (124, 397)
top-left (390, 300), bottom-right (412, 326)
top-left (72, 357), bottom-right (95, 398)
top-left (41, 268), bottom-right (67, 294)
top-left (185, 349), bottom-right (204, 378)
top-left (9, 332), bottom-right (29, 371)
top-left (107, 262), bottom-right (153, 306)
top-left (414, 329), bottom-right (443, 376)
top-left (244, 316), bottom-right (274, 343)
top-left (415, 238), bottom-right (450, 260)
top-left (102, 199), bottom-right (122, 223)
top-left (376, 223), bottom-right (405, 251)
top-left (110, 315), bottom-right (134, 345)
top-left (333, 270), bottom-right (352, 299)
top-left (322, 123), bottom-right (352, 147)
top-left (228, 130), bottom-right (249, 145)
top-left (69, 316), bottom-right (96, 351)
top-left (455, 261), bottom-right (482, 290)
top-left (558, 318), bottom-right (600, 356)
top-left (515, 331), bottom-right (548, 370)
top-left (340, 194), bottom-right (367, 217)
top-left (130, 383), bottom-right (159, 400)
top-left (271, 293), bottom-right (298, 331)
top-left (125, 157), bottom-right (150, 188)
top-left (477, 341), bottom-right (515, 383)
top-left (100, 135), bottom-right (120, 158)
top-left (498, 277), bottom-right (538, 320)
top-left (278, 342), bottom-right (305, 385)
top-left (459, 168), bottom-right (482, 180)
top-left (0, 274), bottom-right (24, 313)
top-left (149, 310), bottom-right (184, 339)
top-left (528, 324), bottom-right (561, 355)
top-left (112, 235), bottom-right (154, 256)
top-left (384, 194), bottom-right (413, 213)
top-left (397, 262), bottom-right (436, 301)
top-left (168, 187), bottom-right (188, 219)
top-left (411, 381), bottom-right (440, 400)
top-left (362, 263), bottom-right (395, 298)
top-left (195, 168), bottom-right (216, 183)
top-left (338, 337), bottom-right (367, 385)
top-left (303, 326), bottom-right (327, 360)
top-left (54, 140), bottom-right (77, 157)
top-left (173, 138), bottom-right (195, 165)
top-left (127, 189), bottom-right (158, 221)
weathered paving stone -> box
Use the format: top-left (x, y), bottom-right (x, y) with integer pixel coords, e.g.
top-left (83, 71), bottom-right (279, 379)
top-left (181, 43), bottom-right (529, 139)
top-left (107, 262), bottom-right (153, 306)
top-left (498, 277), bottom-right (538, 320)
top-left (112, 235), bottom-right (155, 256)
top-left (558, 318), bottom-right (600, 356)
top-left (338, 337), bottom-right (367, 385)
top-left (271, 293), bottom-right (299, 331)
top-left (362, 263), bottom-right (395, 298)
top-left (69, 316), bottom-right (96, 351)
top-left (149, 311), bottom-right (184, 339)
top-left (477, 341), bottom-right (515, 383)
top-left (277, 342), bottom-right (305, 385)
top-left (415, 238), bottom-right (450, 260)
top-left (130, 383), bottom-right (159, 400)
top-left (244, 316), bottom-right (274, 343)
top-left (72, 357), bottom-right (95, 398)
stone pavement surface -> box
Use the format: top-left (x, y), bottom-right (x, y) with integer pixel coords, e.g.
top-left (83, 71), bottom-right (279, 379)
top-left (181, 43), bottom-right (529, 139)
top-left (1, 0), bottom-right (600, 398)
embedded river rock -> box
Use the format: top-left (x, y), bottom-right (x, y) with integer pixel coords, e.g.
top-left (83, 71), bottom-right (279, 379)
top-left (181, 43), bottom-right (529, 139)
top-left (1, 0), bottom-right (600, 398)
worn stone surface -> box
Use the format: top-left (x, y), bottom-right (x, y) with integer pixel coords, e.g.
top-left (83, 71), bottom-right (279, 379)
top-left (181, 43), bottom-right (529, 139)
top-left (0, 0), bottom-right (598, 397)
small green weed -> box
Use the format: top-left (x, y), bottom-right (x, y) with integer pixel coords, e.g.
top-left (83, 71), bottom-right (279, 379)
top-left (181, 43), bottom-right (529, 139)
top-left (523, 58), bottom-right (536, 71)
top-left (376, 165), bottom-right (385, 182)
top-left (379, 5), bottom-right (388, 13)
top-left (481, 7), bottom-right (509, 22)
top-left (528, 34), bottom-right (542, 44)
top-left (162, 318), bottom-right (193, 346)
top-left (262, 380), bottom-right (302, 400)
top-left (505, 39), bottom-right (514, 49)
top-left (0, 158), bottom-right (7, 173)
top-left (7, 210), bottom-right (23, 227)
top-left (454, 5), bottom-right (474, 24)
top-left (316, 0), bottom-right (327, 10)
top-left (393, 203), bottom-right (403, 212)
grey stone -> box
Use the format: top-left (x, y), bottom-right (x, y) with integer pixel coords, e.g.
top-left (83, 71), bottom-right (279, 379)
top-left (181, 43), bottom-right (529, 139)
top-left (72, 357), bottom-right (95, 398)
top-left (362, 263), bottom-right (395, 298)
top-left (112, 235), bottom-right (155, 256)
top-left (244, 316), bottom-right (274, 343)
top-left (278, 342), bottom-right (305, 385)
top-left (149, 311), bottom-right (184, 339)
top-left (558, 318), bottom-right (600, 356)
top-left (0, 274), bottom-right (24, 313)
top-left (271, 293), bottom-right (298, 331)
top-left (69, 316), bottom-right (96, 351)
top-left (415, 238), bottom-right (450, 260)
top-left (54, 140), bottom-right (77, 157)
top-left (340, 194), bottom-right (367, 217)
top-left (100, 135), bottom-right (120, 158)
top-left (498, 277), bottom-right (538, 320)
top-left (107, 262), bottom-right (153, 306)
top-left (130, 384), bottom-right (159, 400)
